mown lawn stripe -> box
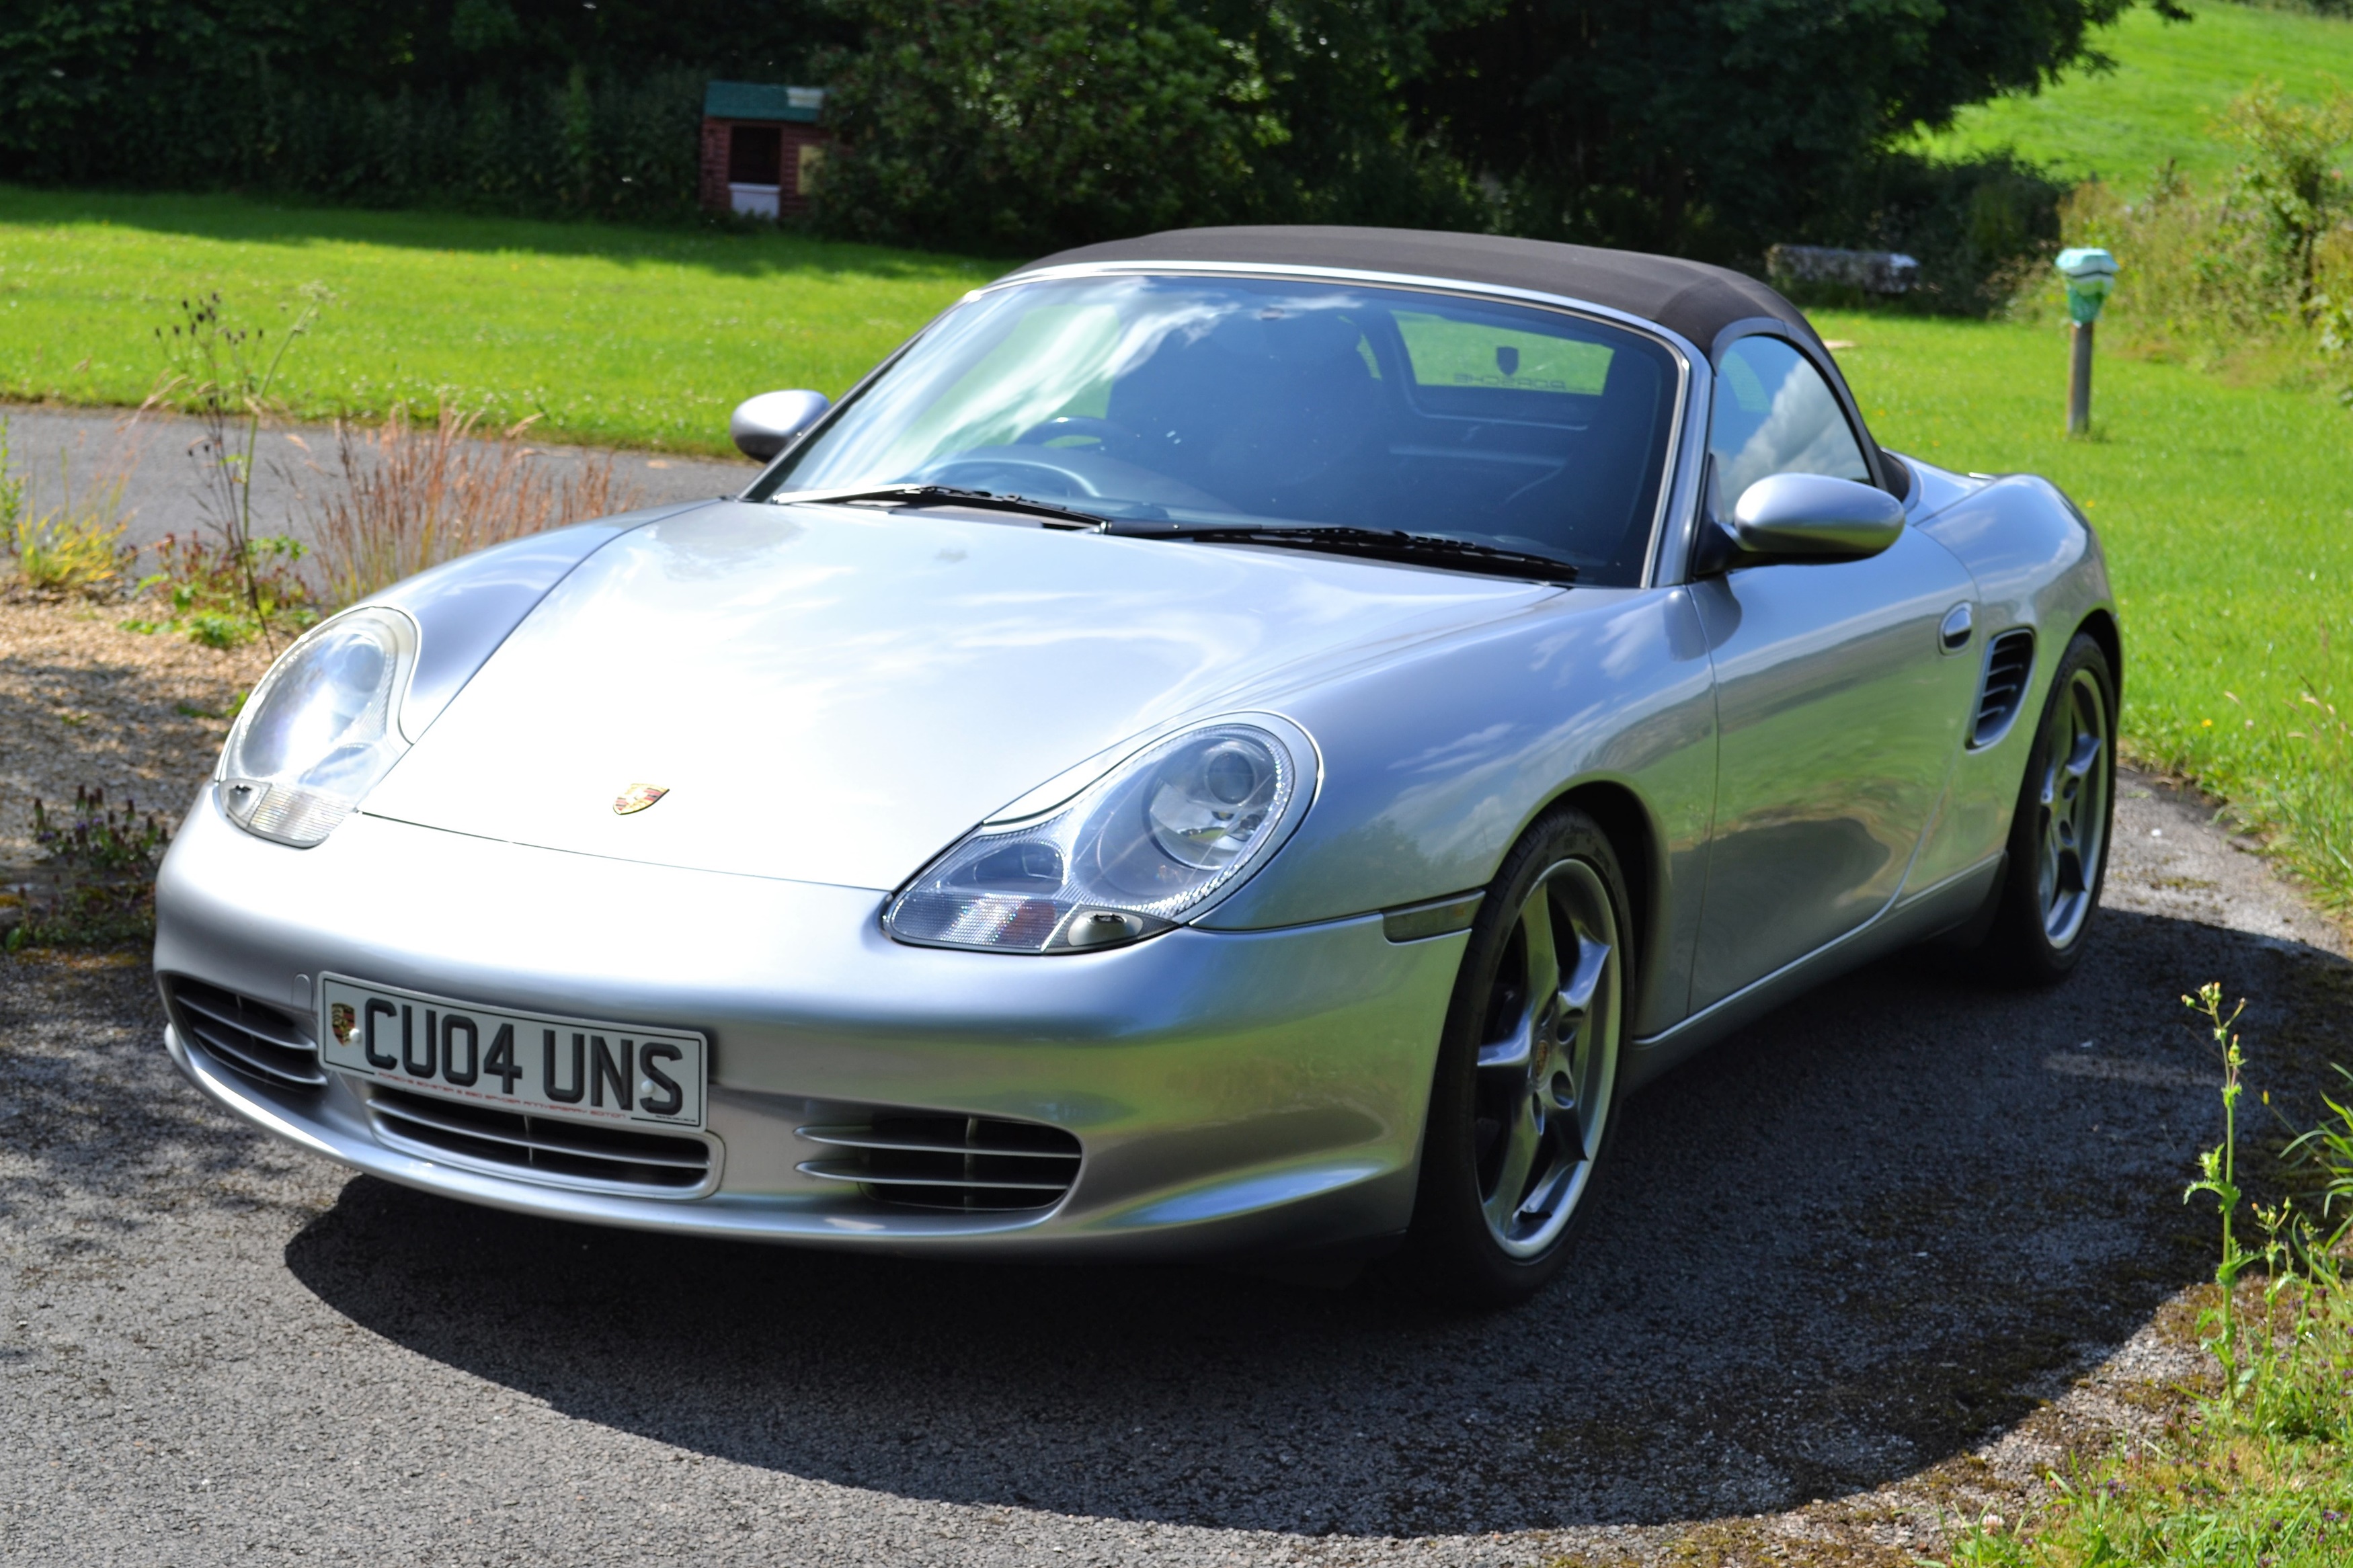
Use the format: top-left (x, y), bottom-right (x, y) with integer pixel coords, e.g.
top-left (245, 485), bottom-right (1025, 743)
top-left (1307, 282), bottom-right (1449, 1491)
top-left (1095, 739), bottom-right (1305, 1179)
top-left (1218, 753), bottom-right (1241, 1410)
top-left (0, 185), bottom-right (994, 456)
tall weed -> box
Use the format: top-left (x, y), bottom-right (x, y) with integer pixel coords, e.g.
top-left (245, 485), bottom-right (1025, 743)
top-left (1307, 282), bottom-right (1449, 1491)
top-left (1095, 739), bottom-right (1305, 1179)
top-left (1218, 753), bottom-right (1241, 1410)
top-left (2, 788), bottom-right (171, 953)
top-left (1, 416), bottom-right (138, 597)
top-left (0, 419), bottom-right (24, 538)
top-left (125, 531), bottom-right (317, 649)
top-left (1946, 985), bottom-right (2353, 1566)
top-left (305, 405), bottom-right (637, 607)
top-left (149, 291), bottom-right (321, 649)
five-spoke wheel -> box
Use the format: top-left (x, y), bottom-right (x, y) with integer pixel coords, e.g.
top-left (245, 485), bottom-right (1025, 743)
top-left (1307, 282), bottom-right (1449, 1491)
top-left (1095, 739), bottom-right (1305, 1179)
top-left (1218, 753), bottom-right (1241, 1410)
top-left (2034, 663), bottom-right (2111, 948)
top-left (1471, 859), bottom-right (1620, 1259)
top-left (1986, 630), bottom-right (2117, 983)
top-left (1402, 806), bottom-right (1629, 1303)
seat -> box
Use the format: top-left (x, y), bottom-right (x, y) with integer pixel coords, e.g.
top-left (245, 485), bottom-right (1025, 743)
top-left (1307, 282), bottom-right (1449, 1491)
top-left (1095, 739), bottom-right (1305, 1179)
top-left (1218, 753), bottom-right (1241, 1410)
top-left (1488, 349), bottom-right (1669, 577)
top-left (1107, 311), bottom-right (1384, 518)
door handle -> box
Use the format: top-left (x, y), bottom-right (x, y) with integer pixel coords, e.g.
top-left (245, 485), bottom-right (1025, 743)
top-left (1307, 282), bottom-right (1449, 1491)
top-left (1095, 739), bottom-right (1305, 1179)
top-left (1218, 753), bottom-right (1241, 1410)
top-left (1939, 603), bottom-right (1974, 653)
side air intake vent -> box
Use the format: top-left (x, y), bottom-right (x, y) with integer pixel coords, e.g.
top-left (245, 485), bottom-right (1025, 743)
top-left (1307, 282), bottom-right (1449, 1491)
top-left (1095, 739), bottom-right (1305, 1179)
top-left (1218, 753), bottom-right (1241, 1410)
top-left (164, 975), bottom-right (325, 1089)
top-left (1972, 630), bottom-right (2036, 748)
top-left (797, 1114), bottom-right (1082, 1211)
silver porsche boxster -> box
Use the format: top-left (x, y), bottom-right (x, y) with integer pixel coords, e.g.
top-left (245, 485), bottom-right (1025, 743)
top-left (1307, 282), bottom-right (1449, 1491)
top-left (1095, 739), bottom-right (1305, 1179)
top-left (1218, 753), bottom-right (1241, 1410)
top-left (156, 227), bottom-right (2118, 1302)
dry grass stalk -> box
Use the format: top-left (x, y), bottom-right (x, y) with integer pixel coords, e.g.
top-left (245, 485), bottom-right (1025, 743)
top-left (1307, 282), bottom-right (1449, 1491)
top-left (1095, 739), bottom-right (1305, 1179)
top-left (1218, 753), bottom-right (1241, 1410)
top-left (305, 404), bottom-right (639, 607)
top-left (2, 415), bottom-right (141, 600)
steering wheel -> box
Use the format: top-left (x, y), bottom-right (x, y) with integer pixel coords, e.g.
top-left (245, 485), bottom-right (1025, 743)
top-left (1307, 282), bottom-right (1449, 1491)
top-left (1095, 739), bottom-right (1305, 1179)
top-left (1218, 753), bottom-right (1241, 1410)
top-left (918, 456), bottom-right (1108, 497)
top-left (1014, 415), bottom-right (1138, 447)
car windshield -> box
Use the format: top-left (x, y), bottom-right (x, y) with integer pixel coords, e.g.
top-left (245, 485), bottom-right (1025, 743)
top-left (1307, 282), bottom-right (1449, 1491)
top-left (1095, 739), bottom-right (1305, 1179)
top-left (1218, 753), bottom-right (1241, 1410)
top-left (752, 274), bottom-right (1685, 587)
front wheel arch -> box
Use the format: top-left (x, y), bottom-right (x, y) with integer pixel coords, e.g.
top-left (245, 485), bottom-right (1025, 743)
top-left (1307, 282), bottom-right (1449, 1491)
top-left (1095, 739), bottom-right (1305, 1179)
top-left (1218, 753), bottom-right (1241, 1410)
top-left (2077, 608), bottom-right (2123, 705)
top-left (1548, 780), bottom-right (1662, 1028)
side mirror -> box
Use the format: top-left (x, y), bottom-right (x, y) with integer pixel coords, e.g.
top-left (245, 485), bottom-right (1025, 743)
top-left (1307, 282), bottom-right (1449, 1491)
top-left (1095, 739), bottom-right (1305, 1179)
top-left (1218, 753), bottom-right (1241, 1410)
top-left (729, 389), bottom-right (832, 460)
top-left (1699, 472), bottom-right (1904, 572)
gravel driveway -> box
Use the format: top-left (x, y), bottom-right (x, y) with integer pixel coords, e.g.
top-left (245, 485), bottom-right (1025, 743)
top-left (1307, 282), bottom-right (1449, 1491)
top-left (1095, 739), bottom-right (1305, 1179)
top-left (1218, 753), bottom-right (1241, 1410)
top-left (4, 739), bottom-right (2349, 1558)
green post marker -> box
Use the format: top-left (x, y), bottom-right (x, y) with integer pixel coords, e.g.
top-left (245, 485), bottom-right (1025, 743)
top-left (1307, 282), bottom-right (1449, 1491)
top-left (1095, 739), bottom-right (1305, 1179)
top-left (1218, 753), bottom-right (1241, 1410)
top-left (2055, 247), bottom-right (2117, 436)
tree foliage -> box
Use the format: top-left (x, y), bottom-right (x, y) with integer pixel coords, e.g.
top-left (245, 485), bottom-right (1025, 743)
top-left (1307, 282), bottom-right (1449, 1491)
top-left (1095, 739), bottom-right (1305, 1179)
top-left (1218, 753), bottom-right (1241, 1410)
top-left (2218, 77), bottom-right (2353, 303)
top-left (813, 0), bottom-right (1494, 248)
top-left (814, 0), bottom-right (1273, 249)
top-left (0, 0), bottom-right (2197, 305)
top-left (0, 0), bottom-right (844, 213)
top-left (1195, 0), bottom-right (1496, 226)
top-left (1416, 0), bottom-right (2185, 260)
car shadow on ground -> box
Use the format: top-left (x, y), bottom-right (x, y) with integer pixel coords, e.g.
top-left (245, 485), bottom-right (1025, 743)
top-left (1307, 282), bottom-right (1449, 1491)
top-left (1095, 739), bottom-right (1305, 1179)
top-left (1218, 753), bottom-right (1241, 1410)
top-left (280, 908), bottom-right (2353, 1538)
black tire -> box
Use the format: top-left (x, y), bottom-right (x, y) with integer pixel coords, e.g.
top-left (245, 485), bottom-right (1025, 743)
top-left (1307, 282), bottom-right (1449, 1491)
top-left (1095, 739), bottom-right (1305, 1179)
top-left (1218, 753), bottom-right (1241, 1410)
top-left (1983, 631), bottom-right (2116, 985)
top-left (1396, 807), bottom-right (1632, 1306)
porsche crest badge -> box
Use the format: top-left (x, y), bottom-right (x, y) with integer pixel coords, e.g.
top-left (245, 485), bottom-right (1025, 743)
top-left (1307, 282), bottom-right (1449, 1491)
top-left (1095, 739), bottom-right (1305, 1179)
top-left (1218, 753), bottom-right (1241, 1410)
top-left (613, 782), bottom-right (670, 816)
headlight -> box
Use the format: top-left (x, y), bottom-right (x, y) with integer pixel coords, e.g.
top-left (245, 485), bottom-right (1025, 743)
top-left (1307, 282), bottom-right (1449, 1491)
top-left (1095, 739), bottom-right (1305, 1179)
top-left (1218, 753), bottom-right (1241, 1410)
top-left (885, 718), bottom-right (1317, 952)
top-left (216, 607), bottom-right (418, 847)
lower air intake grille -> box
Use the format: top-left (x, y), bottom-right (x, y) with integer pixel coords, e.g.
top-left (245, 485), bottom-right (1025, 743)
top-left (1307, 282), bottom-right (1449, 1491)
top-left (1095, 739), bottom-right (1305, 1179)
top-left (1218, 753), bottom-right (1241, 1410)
top-left (797, 1114), bottom-right (1082, 1211)
top-left (1972, 629), bottom-right (2036, 747)
top-left (164, 975), bottom-right (325, 1089)
top-left (368, 1087), bottom-right (713, 1192)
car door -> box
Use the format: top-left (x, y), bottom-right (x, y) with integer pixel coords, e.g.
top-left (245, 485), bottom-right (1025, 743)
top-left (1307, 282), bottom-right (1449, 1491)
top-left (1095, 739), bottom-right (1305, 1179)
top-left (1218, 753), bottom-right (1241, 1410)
top-left (1687, 335), bottom-right (1980, 1012)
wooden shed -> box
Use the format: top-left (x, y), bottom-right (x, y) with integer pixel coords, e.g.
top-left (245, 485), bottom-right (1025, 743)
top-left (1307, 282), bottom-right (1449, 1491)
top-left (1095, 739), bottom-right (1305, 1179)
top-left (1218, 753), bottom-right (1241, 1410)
top-left (700, 82), bottom-right (830, 220)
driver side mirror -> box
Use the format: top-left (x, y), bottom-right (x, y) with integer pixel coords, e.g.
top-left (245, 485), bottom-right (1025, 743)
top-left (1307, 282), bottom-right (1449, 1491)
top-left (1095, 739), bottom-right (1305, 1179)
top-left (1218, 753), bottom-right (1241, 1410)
top-left (1696, 472), bottom-right (1905, 574)
top-left (729, 389), bottom-right (832, 460)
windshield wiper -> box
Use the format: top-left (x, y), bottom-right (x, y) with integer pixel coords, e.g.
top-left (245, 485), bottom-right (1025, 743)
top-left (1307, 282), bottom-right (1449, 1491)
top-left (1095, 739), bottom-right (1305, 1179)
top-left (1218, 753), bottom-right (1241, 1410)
top-left (776, 487), bottom-right (1579, 583)
top-left (774, 483), bottom-right (1115, 530)
top-left (1103, 521), bottom-right (1580, 585)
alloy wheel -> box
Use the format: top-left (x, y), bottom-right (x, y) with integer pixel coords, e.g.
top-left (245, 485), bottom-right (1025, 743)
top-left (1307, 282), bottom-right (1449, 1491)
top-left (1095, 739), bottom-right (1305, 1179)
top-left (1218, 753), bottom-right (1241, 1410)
top-left (2035, 666), bottom-right (2112, 948)
top-left (1470, 858), bottom-right (1622, 1259)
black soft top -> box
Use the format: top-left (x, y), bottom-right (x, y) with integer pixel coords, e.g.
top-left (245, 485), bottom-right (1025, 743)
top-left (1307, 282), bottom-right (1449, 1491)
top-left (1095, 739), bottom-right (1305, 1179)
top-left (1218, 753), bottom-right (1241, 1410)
top-left (1012, 224), bottom-right (1899, 497)
top-left (1014, 225), bottom-right (1823, 359)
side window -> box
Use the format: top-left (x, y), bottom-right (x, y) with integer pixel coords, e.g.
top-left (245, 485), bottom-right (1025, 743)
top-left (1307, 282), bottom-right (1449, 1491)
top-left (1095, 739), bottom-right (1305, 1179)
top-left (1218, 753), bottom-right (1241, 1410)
top-left (1708, 337), bottom-right (1870, 513)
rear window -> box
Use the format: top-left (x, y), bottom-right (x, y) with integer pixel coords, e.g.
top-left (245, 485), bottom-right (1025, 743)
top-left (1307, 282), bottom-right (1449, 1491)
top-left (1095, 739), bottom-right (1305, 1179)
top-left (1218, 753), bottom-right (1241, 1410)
top-left (1395, 311), bottom-right (1616, 395)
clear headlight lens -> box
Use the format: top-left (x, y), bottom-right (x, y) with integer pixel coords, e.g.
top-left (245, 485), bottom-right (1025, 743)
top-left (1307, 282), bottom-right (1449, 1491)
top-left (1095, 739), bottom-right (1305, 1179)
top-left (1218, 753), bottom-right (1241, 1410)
top-left (216, 607), bottom-right (418, 847)
top-left (885, 719), bottom-right (1315, 952)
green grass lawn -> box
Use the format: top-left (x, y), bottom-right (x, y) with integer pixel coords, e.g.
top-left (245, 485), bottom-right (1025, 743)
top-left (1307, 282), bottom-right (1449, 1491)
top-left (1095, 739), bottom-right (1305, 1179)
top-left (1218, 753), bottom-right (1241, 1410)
top-left (1910, 0), bottom-right (2353, 194)
top-left (1818, 306), bottom-right (2353, 914)
top-left (0, 186), bottom-right (995, 455)
top-left (1, 184), bottom-right (2346, 913)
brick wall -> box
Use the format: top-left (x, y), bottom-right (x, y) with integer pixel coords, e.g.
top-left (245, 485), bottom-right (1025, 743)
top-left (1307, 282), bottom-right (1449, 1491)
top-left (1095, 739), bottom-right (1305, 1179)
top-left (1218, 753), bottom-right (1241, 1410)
top-left (699, 118), bottom-right (732, 213)
top-left (699, 118), bottom-right (833, 218)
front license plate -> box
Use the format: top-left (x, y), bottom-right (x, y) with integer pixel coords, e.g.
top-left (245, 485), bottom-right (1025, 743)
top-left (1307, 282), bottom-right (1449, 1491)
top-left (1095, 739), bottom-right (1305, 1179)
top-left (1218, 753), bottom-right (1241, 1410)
top-left (317, 975), bottom-right (706, 1130)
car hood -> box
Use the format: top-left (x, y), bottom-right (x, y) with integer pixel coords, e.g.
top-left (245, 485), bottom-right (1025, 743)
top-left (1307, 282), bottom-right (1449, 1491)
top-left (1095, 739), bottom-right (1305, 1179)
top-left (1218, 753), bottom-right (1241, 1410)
top-left (361, 500), bottom-right (1560, 889)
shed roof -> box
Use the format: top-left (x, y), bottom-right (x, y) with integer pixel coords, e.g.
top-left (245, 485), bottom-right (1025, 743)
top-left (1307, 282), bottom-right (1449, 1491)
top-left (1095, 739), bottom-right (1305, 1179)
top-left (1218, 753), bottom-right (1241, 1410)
top-left (703, 81), bottom-right (826, 124)
top-left (1014, 226), bottom-right (1819, 359)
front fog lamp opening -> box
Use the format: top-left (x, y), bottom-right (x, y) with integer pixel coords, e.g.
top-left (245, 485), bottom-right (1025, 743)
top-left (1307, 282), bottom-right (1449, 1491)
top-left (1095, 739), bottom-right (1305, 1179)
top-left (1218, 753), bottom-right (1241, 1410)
top-left (216, 607), bottom-right (418, 848)
top-left (884, 720), bottom-right (1314, 954)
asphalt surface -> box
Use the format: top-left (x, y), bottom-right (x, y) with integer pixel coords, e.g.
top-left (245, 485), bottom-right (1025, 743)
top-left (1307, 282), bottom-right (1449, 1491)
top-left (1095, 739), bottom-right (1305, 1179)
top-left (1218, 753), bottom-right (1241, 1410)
top-left (3, 772), bottom-right (2348, 1566)
top-left (0, 403), bottom-right (759, 557)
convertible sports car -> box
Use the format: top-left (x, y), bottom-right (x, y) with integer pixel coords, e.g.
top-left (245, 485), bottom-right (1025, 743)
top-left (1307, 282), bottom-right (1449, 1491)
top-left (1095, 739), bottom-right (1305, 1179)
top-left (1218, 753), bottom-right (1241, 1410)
top-left (156, 226), bottom-right (2118, 1302)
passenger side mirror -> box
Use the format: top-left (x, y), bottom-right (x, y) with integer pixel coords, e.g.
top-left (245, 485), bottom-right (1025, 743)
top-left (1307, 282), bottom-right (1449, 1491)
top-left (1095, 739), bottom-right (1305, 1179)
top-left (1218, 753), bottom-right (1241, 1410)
top-left (729, 389), bottom-right (832, 460)
top-left (1696, 472), bottom-right (1905, 574)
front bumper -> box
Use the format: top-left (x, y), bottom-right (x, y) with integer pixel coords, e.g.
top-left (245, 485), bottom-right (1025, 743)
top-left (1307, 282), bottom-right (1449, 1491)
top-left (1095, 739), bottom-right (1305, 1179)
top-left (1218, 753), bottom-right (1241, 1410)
top-left (156, 801), bottom-right (1465, 1257)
